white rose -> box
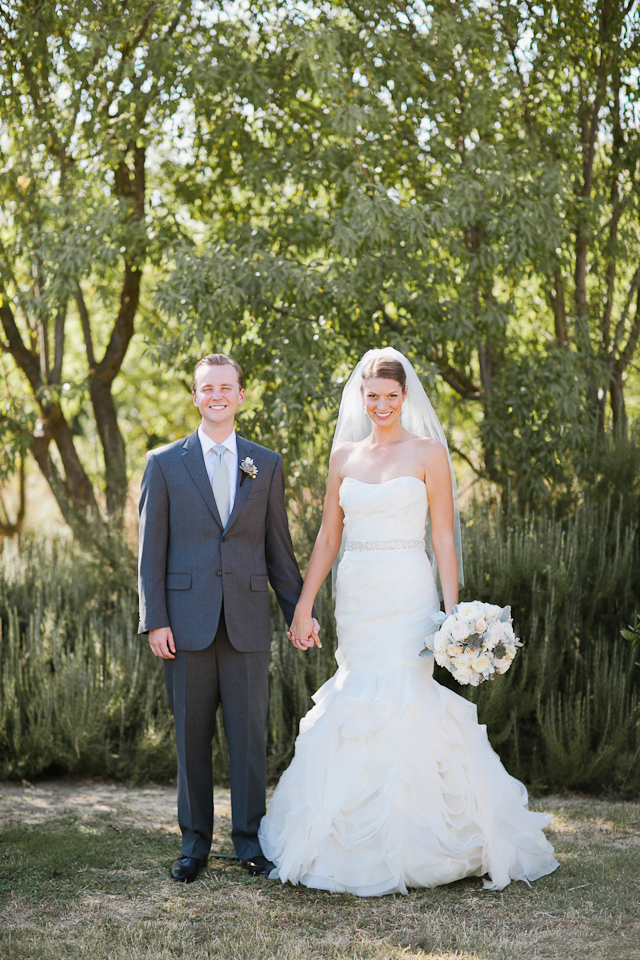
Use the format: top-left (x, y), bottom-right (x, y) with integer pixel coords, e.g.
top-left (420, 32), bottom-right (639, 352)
top-left (447, 643), bottom-right (460, 658)
top-left (485, 625), bottom-right (504, 650)
top-left (455, 649), bottom-right (475, 666)
top-left (457, 601), bottom-right (482, 621)
top-left (433, 631), bottom-right (448, 653)
top-left (453, 661), bottom-right (474, 684)
top-left (494, 657), bottom-right (512, 674)
top-left (474, 617), bottom-right (488, 635)
top-left (474, 652), bottom-right (492, 674)
top-left (504, 643), bottom-right (517, 661)
top-left (435, 650), bottom-right (451, 668)
top-left (441, 616), bottom-right (456, 637)
top-left (452, 619), bottom-right (472, 642)
top-left (485, 604), bottom-right (502, 622)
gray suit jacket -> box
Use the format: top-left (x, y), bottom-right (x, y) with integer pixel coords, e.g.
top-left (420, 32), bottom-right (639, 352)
top-left (137, 430), bottom-right (304, 652)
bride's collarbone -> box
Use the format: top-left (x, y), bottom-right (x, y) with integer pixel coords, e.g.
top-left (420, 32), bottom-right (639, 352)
top-left (341, 473), bottom-right (425, 486)
top-left (339, 445), bottom-right (428, 486)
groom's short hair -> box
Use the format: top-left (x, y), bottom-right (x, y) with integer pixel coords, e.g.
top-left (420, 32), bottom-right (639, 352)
top-left (192, 354), bottom-right (244, 392)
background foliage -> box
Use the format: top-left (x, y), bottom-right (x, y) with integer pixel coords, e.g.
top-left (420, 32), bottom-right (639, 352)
top-left (1, 0), bottom-right (640, 528)
top-left (0, 1), bottom-right (639, 794)
top-left (2, 433), bottom-right (638, 793)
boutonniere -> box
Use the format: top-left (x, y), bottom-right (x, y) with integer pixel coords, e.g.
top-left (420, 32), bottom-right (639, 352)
top-left (240, 457), bottom-right (258, 484)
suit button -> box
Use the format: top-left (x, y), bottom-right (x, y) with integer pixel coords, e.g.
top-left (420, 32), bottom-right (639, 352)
top-left (216, 570), bottom-right (222, 576)
top-left (221, 536), bottom-right (226, 542)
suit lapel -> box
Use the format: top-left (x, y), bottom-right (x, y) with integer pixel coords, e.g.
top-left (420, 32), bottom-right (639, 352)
top-left (181, 431), bottom-right (223, 529)
top-left (224, 435), bottom-right (254, 535)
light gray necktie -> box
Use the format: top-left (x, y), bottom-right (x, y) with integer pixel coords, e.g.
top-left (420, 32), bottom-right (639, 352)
top-left (211, 444), bottom-right (230, 527)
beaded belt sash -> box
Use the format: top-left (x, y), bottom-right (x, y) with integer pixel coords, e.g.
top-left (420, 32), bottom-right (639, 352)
top-left (344, 538), bottom-right (425, 552)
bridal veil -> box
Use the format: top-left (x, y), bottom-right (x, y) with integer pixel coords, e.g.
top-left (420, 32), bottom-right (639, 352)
top-left (330, 347), bottom-right (464, 594)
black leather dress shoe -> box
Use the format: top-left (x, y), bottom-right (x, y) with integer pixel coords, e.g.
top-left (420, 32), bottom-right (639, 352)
top-left (170, 856), bottom-right (207, 882)
top-left (241, 854), bottom-right (275, 877)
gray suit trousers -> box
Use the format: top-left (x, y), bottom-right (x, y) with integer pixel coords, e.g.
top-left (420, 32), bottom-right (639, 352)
top-left (163, 609), bottom-right (269, 862)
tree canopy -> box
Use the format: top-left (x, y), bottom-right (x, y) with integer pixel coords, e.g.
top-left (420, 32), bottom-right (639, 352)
top-left (1, 0), bottom-right (639, 546)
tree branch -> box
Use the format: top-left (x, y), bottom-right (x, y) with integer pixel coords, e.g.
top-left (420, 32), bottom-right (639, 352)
top-left (602, 67), bottom-right (623, 354)
top-left (620, 284), bottom-right (640, 365)
top-left (51, 301), bottom-right (67, 384)
top-left (75, 286), bottom-right (96, 368)
top-left (548, 266), bottom-right (567, 344)
top-left (94, 264), bottom-right (140, 382)
top-left (610, 260), bottom-right (640, 360)
top-left (449, 444), bottom-right (485, 478)
top-left (0, 298), bottom-right (43, 395)
top-left (92, 144), bottom-right (145, 382)
top-left (436, 363), bottom-right (483, 401)
top-left (0, 452), bottom-right (25, 538)
top-left (353, 139), bottom-right (371, 183)
top-left (2, 294), bottom-right (102, 522)
top-left (16, 43), bottom-right (66, 163)
top-left (98, 1), bottom-right (162, 119)
top-left (505, 33), bottom-right (534, 132)
top-left (37, 316), bottom-right (50, 381)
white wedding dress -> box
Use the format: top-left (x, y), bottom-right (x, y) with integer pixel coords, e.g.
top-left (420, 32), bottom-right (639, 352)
top-left (259, 476), bottom-right (559, 896)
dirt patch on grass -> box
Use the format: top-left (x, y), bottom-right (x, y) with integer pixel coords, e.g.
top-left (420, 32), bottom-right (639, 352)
top-left (0, 778), bottom-right (233, 834)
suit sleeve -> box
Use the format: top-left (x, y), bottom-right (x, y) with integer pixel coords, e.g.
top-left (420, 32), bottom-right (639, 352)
top-left (138, 453), bottom-right (170, 635)
top-left (264, 455), bottom-right (306, 626)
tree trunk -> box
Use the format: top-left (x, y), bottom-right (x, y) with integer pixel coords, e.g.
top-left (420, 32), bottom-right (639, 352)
top-left (610, 365), bottom-right (626, 430)
top-left (477, 339), bottom-right (499, 481)
top-left (87, 262), bottom-right (141, 528)
top-left (551, 268), bottom-right (567, 345)
top-left (0, 453), bottom-right (26, 540)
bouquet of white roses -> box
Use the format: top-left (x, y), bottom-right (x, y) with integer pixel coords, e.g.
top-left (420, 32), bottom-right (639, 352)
top-left (420, 600), bottom-right (522, 686)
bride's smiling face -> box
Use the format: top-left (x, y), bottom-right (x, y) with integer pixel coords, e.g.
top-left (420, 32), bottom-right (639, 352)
top-left (361, 376), bottom-right (408, 427)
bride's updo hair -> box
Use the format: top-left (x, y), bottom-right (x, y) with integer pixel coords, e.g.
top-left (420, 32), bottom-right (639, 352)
top-left (361, 355), bottom-right (407, 390)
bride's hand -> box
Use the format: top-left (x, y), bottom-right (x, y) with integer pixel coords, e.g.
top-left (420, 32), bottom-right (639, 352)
top-left (288, 609), bottom-right (318, 650)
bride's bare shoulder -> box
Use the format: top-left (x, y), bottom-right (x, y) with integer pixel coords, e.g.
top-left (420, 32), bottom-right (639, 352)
top-left (413, 437), bottom-right (450, 481)
top-left (408, 434), bottom-right (446, 453)
top-left (407, 434), bottom-right (447, 467)
top-left (329, 442), bottom-right (358, 474)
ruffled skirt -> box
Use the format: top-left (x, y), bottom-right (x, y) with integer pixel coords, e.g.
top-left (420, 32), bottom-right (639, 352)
top-left (259, 550), bottom-right (558, 896)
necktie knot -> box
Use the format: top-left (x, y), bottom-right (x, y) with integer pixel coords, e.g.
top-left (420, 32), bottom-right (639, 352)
top-left (213, 444), bottom-right (227, 457)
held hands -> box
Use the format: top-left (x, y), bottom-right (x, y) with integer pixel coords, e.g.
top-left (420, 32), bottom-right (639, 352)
top-left (149, 626), bottom-right (176, 659)
top-left (288, 611), bottom-right (322, 651)
top-left (150, 618), bottom-right (321, 657)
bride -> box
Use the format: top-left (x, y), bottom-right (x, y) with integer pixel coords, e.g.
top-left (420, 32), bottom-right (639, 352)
top-left (259, 347), bottom-right (558, 896)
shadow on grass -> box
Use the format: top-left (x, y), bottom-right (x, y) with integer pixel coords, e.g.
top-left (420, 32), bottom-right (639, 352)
top-left (0, 816), bottom-right (177, 903)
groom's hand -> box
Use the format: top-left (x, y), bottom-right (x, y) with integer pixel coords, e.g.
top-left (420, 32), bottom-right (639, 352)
top-left (287, 615), bottom-right (322, 650)
top-left (149, 627), bottom-right (176, 659)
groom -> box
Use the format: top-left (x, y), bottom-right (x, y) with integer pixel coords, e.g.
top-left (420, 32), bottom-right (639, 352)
top-left (138, 353), bottom-right (319, 882)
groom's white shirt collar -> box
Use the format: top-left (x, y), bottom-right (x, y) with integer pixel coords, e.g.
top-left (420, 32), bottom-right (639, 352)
top-left (197, 425), bottom-right (238, 512)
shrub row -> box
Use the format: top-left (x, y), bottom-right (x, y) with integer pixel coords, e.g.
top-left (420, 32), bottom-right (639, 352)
top-left (0, 484), bottom-right (638, 794)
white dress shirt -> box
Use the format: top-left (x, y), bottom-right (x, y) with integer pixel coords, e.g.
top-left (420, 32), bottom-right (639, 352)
top-left (198, 425), bottom-right (238, 515)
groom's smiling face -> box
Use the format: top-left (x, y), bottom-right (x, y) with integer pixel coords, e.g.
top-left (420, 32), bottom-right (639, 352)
top-left (193, 364), bottom-right (245, 435)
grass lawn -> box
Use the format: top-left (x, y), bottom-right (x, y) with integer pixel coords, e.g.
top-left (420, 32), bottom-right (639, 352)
top-left (0, 783), bottom-right (638, 960)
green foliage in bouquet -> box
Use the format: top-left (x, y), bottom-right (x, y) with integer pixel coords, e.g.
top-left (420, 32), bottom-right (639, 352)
top-left (621, 621), bottom-right (640, 654)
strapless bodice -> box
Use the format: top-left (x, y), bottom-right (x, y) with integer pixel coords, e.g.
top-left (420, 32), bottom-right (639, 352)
top-left (339, 476), bottom-right (427, 543)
